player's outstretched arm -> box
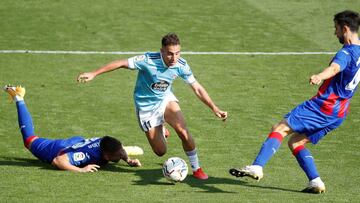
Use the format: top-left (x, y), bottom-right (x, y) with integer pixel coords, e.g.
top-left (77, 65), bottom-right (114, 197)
top-left (190, 81), bottom-right (228, 121)
top-left (52, 154), bottom-right (100, 172)
top-left (77, 59), bottom-right (130, 83)
top-left (310, 62), bottom-right (341, 85)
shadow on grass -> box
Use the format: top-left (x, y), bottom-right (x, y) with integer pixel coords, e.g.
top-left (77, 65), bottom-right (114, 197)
top-left (102, 162), bottom-right (239, 192)
top-left (0, 156), bottom-right (54, 170)
top-left (101, 163), bottom-right (138, 173)
top-left (0, 156), bottom-right (301, 193)
top-left (185, 176), bottom-right (241, 193)
top-left (0, 156), bottom-right (140, 173)
top-left (128, 163), bottom-right (302, 194)
top-left (133, 167), bottom-right (175, 186)
top-left (236, 182), bottom-right (302, 193)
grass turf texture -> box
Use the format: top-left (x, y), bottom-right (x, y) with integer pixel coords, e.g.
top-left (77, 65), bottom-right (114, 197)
top-left (1, 0), bottom-right (360, 202)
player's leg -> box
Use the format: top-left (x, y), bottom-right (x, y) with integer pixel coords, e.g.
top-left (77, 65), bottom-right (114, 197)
top-left (252, 120), bottom-right (292, 166)
top-left (288, 133), bottom-right (325, 193)
top-left (145, 125), bottom-right (167, 156)
top-left (136, 93), bottom-right (178, 157)
top-left (3, 85), bottom-right (38, 149)
top-left (136, 107), bottom-right (168, 156)
top-left (4, 85), bottom-right (59, 164)
top-left (162, 125), bottom-right (170, 138)
top-left (230, 120), bottom-right (292, 180)
top-left (288, 133), bottom-right (319, 181)
top-left (164, 101), bottom-right (208, 180)
top-left (164, 101), bottom-right (194, 151)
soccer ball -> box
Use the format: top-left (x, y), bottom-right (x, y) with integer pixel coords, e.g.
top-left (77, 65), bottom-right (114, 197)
top-left (162, 157), bottom-right (188, 182)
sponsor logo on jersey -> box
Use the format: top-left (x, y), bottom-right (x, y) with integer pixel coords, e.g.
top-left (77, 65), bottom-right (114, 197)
top-left (151, 80), bottom-right (169, 92)
top-left (73, 152), bottom-right (86, 161)
top-left (88, 141), bottom-right (100, 149)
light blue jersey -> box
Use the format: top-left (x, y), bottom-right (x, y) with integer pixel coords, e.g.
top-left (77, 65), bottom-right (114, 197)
top-left (128, 52), bottom-right (196, 111)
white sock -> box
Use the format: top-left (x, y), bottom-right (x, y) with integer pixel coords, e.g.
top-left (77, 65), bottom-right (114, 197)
top-left (186, 149), bottom-right (200, 171)
top-left (311, 177), bottom-right (323, 184)
top-left (15, 95), bottom-right (23, 101)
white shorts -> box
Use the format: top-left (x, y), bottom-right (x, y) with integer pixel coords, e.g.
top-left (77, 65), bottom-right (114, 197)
top-left (136, 93), bottom-right (178, 132)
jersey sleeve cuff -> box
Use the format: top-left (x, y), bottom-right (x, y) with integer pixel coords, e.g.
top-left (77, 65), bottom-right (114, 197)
top-left (332, 60), bottom-right (346, 71)
top-left (127, 57), bottom-right (136, 69)
top-left (186, 75), bottom-right (196, 84)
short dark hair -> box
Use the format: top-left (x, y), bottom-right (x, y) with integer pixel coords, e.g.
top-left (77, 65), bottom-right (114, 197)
top-left (161, 33), bottom-right (180, 47)
top-left (100, 136), bottom-right (122, 154)
top-left (334, 10), bottom-right (360, 32)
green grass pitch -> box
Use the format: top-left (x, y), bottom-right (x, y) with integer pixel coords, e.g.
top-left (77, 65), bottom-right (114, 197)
top-left (0, 0), bottom-right (360, 202)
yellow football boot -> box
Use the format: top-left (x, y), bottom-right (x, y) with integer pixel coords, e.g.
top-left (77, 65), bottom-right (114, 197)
top-left (3, 85), bottom-right (26, 101)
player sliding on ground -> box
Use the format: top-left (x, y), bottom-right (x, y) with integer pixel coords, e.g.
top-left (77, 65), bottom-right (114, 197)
top-left (77, 33), bottom-right (228, 179)
top-left (4, 85), bottom-right (141, 172)
top-left (230, 10), bottom-right (360, 193)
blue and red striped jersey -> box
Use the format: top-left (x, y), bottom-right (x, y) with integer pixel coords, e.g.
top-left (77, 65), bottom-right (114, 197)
top-left (312, 44), bottom-right (360, 118)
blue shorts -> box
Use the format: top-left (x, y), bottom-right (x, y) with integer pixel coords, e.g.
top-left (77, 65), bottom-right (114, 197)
top-left (30, 136), bottom-right (84, 163)
top-left (284, 100), bottom-right (344, 144)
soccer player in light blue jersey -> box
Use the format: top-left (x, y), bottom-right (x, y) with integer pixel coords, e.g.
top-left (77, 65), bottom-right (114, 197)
top-left (78, 33), bottom-right (228, 179)
top-left (4, 85), bottom-right (141, 172)
top-left (230, 10), bottom-right (360, 193)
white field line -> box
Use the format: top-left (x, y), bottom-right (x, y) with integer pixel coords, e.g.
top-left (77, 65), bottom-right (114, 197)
top-left (0, 50), bottom-right (336, 55)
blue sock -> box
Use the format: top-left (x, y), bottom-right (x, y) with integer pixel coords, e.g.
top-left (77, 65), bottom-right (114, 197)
top-left (293, 146), bottom-right (319, 181)
top-left (16, 101), bottom-right (36, 146)
top-left (253, 132), bottom-right (283, 167)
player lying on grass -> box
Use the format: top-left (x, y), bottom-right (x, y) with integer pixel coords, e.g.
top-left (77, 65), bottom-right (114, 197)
top-left (230, 10), bottom-right (360, 194)
top-left (4, 85), bottom-right (141, 172)
top-left (77, 33), bottom-right (227, 179)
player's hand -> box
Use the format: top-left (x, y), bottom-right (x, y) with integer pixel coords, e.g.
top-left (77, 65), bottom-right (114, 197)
top-left (309, 75), bottom-right (322, 85)
top-left (77, 72), bottom-right (96, 83)
top-left (215, 109), bottom-right (228, 121)
top-left (127, 158), bottom-right (141, 167)
top-left (80, 164), bottom-right (100, 172)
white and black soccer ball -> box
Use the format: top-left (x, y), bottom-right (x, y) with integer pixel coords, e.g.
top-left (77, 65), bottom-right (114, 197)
top-left (162, 157), bottom-right (188, 182)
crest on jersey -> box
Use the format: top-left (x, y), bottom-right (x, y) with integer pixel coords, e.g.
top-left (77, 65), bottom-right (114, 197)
top-left (73, 152), bottom-right (86, 161)
top-left (134, 55), bottom-right (145, 62)
top-left (151, 80), bottom-right (169, 92)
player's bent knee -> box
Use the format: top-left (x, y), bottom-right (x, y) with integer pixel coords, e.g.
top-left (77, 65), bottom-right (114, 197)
top-left (271, 124), bottom-right (279, 132)
top-left (154, 151), bottom-right (166, 157)
top-left (153, 148), bottom-right (167, 157)
top-left (287, 140), bottom-right (296, 150)
top-left (272, 119), bottom-right (293, 134)
top-left (287, 138), bottom-right (307, 151)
